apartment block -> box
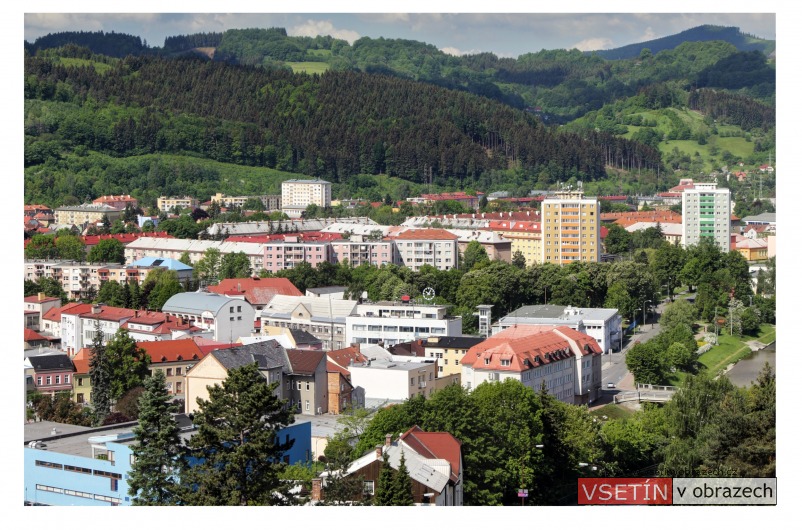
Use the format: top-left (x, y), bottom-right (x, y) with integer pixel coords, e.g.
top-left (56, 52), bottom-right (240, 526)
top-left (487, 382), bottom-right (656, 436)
top-left (390, 229), bottom-right (459, 271)
top-left (54, 204), bottom-right (123, 227)
top-left (281, 179), bottom-right (332, 217)
top-left (330, 234), bottom-right (396, 267)
top-left (541, 190), bottom-right (600, 264)
top-left (681, 183), bottom-right (731, 253)
top-left (157, 196), bottom-right (200, 212)
top-left (345, 301), bottom-right (463, 347)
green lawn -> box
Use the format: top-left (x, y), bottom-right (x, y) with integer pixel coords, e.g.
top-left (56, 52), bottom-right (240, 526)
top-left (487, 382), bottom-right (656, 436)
top-left (693, 324), bottom-right (775, 376)
top-left (591, 404), bottom-right (634, 421)
top-left (287, 62), bottom-right (330, 74)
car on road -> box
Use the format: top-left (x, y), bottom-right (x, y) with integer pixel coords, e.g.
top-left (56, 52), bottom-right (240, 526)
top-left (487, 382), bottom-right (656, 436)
top-left (607, 383), bottom-right (615, 389)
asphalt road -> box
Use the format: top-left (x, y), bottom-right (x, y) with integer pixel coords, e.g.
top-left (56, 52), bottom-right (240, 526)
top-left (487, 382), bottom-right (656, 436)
top-left (600, 298), bottom-right (671, 391)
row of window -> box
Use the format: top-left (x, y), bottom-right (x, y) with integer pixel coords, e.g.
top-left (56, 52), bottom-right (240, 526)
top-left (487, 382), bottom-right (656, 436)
top-left (36, 484), bottom-right (119, 504)
top-left (36, 375), bottom-right (70, 386)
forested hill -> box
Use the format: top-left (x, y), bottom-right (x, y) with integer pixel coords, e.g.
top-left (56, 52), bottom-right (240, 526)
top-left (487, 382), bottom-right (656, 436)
top-left (591, 25), bottom-right (775, 60)
top-left (25, 50), bottom-right (663, 192)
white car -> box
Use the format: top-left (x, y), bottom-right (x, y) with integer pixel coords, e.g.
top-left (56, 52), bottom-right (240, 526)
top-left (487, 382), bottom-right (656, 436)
top-left (606, 383), bottom-right (615, 389)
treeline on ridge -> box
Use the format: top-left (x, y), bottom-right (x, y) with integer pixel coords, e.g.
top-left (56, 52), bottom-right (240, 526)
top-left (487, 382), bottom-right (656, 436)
top-left (26, 51), bottom-right (665, 187)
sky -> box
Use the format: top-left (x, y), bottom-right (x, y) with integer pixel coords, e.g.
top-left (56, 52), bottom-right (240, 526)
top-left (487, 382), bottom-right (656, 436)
top-left (23, 8), bottom-right (777, 59)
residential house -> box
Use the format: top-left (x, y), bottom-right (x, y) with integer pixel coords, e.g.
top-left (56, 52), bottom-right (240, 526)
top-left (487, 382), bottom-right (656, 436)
top-left (24, 293), bottom-right (62, 331)
top-left (161, 292), bottom-right (256, 343)
top-left (422, 336), bottom-right (484, 377)
top-left (123, 310), bottom-right (204, 342)
top-left (418, 191), bottom-right (479, 210)
top-left (312, 426), bottom-right (463, 506)
top-left (260, 294), bottom-right (358, 351)
top-left (210, 192), bottom-right (282, 210)
top-left (75, 305), bottom-right (138, 350)
top-left (206, 277), bottom-right (303, 320)
top-left (25, 328), bottom-right (52, 349)
top-left (541, 189), bottom-right (600, 264)
top-left (734, 236), bottom-right (769, 262)
top-left (124, 238), bottom-right (265, 275)
top-left (488, 220), bottom-right (542, 266)
top-left (70, 348), bottom-right (92, 405)
top-left (157, 196), bottom-right (200, 212)
top-left (326, 344), bottom-right (368, 414)
top-left (281, 179), bottom-right (332, 218)
top-left (285, 349), bottom-right (328, 415)
top-left (58, 303), bottom-right (93, 354)
top-left (262, 235), bottom-right (332, 273)
top-left (54, 203), bottom-right (123, 227)
top-left (29, 354), bottom-right (75, 397)
top-left (446, 229), bottom-right (512, 262)
top-left (306, 286), bottom-right (348, 299)
top-left (24, 261), bottom-right (121, 300)
top-left (137, 339), bottom-right (209, 401)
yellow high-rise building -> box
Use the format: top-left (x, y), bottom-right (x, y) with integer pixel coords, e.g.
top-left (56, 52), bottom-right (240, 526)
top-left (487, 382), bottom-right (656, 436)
top-left (541, 189), bottom-right (599, 264)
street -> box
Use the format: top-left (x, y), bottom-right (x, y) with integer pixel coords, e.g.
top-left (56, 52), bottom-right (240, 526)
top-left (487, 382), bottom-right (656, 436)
top-left (599, 298), bottom-right (670, 393)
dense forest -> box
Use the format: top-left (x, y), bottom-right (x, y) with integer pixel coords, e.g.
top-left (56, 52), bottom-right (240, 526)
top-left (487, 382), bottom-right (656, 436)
top-left (24, 24), bottom-right (775, 208)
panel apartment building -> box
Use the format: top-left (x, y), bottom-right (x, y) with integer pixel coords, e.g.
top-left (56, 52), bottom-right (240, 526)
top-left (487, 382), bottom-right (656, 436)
top-left (681, 183), bottom-right (732, 253)
top-left (281, 179), bottom-right (332, 217)
top-left (540, 189), bottom-right (600, 264)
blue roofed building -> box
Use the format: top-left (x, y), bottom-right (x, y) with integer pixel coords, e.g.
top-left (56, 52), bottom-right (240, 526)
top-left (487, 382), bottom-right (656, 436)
top-left (129, 256), bottom-right (193, 282)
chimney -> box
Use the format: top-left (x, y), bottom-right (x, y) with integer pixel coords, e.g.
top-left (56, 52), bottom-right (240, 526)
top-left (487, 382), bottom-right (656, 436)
top-left (311, 478), bottom-right (323, 502)
top-left (92, 304), bottom-right (102, 315)
top-left (37, 292), bottom-right (45, 302)
top-left (385, 433), bottom-right (392, 447)
top-left (376, 445), bottom-right (383, 459)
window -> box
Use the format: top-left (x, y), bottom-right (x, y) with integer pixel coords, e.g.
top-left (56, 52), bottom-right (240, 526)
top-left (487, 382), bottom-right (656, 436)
top-left (46, 376), bottom-right (51, 385)
top-left (237, 306), bottom-right (242, 313)
top-left (364, 481), bottom-right (375, 496)
top-left (297, 381), bottom-right (302, 390)
top-left (305, 400), bottom-right (310, 411)
top-left (55, 375), bottom-right (60, 384)
top-left (36, 376), bottom-right (42, 386)
top-left (410, 378), bottom-right (415, 386)
top-left (175, 367), bottom-right (182, 376)
top-left (306, 382), bottom-right (310, 391)
top-left (166, 368), bottom-right (173, 376)
top-left (230, 307), bottom-right (234, 313)
top-left (64, 374), bottom-right (70, 384)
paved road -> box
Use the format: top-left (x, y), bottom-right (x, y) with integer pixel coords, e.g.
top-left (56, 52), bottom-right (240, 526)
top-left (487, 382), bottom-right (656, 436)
top-left (600, 298), bottom-right (671, 393)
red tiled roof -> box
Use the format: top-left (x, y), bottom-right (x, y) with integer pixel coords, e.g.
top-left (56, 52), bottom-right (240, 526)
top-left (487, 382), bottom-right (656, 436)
top-left (487, 220), bottom-right (541, 232)
top-left (225, 232), bottom-right (343, 244)
top-left (400, 426), bottom-right (462, 483)
top-left (327, 346), bottom-right (367, 369)
top-left (327, 361), bottom-right (351, 377)
top-left (59, 302), bottom-right (94, 316)
top-left (24, 295), bottom-right (60, 304)
top-left (78, 305), bottom-right (137, 322)
top-left (462, 325), bottom-right (599, 372)
top-left (190, 337), bottom-right (239, 355)
top-left (81, 232), bottom-right (173, 246)
top-left (42, 306), bottom-right (63, 322)
top-left (391, 229), bottom-right (458, 241)
top-left (207, 277), bottom-right (303, 306)
top-left (287, 349), bottom-right (326, 375)
top-left (421, 192), bottom-right (477, 201)
top-left (24, 328), bottom-right (48, 342)
top-left (136, 339), bottom-right (207, 363)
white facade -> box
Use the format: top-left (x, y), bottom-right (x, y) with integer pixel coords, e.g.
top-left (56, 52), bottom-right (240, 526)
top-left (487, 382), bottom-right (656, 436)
top-left (681, 184), bottom-right (731, 252)
top-left (392, 230), bottom-right (459, 271)
top-left (349, 359), bottom-right (438, 401)
top-left (281, 179), bottom-right (332, 214)
top-left (124, 238), bottom-right (266, 273)
top-left (345, 302), bottom-right (462, 347)
top-left (493, 305), bottom-right (622, 353)
top-left (161, 292), bottom-right (256, 343)
top-left (461, 356), bottom-right (576, 402)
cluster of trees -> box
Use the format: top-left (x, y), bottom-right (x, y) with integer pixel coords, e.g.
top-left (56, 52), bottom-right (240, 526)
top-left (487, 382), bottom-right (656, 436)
top-left (128, 363), bottom-right (297, 506)
top-left (96, 268), bottom-right (186, 311)
top-left (24, 233), bottom-right (127, 264)
top-left (688, 88), bottom-right (775, 131)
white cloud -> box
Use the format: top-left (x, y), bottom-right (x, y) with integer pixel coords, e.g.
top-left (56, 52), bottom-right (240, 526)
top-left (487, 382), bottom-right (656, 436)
top-left (289, 19), bottom-right (361, 44)
top-left (439, 46), bottom-right (481, 57)
top-left (637, 27), bottom-right (658, 43)
top-left (570, 37), bottom-right (615, 52)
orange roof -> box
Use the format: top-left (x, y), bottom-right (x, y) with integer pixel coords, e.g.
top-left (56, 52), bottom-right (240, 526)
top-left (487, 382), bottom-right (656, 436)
top-left (391, 229), bottom-right (458, 241)
top-left (462, 325), bottom-right (599, 372)
top-left (136, 338), bottom-right (206, 363)
top-left (207, 277), bottom-right (302, 305)
top-left (72, 347), bottom-right (91, 374)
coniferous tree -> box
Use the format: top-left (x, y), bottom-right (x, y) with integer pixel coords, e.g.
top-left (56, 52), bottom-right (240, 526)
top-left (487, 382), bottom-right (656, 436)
top-left (391, 451), bottom-right (414, 505)
top-left (178, 363), bottom-right (295, 506)
top-left (374, 451), bottom-right (396, 506)
top-left (88, 319), bottom-right (111, 425)
top-left (128, 370), bottom-right (184, 505)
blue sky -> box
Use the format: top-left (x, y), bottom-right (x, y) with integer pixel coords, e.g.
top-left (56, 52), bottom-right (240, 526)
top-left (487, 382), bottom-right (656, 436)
top-left (24, 10), bottom-right (776, 58)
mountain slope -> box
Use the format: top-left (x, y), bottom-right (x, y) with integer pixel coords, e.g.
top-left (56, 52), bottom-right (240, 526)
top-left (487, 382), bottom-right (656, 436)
top-left (591, 25), bottom-right (775, 60)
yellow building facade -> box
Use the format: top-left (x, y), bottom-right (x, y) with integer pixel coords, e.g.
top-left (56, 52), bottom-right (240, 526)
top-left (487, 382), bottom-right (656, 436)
top-left (541, 190), bottom-right (600, 264)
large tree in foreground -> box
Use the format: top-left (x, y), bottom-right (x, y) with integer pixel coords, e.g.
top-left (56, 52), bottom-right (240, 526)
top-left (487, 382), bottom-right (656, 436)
top-left (128, 370), bottom-right (184, 505)
top-left (178, 363), bottom-right (295, 505)
top-left (88, 320), bottom-right (111, 426)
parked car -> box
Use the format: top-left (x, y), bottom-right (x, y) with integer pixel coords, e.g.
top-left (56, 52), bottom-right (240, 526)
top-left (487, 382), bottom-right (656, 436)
top-left (606, 383), bottom-right (615, 389)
